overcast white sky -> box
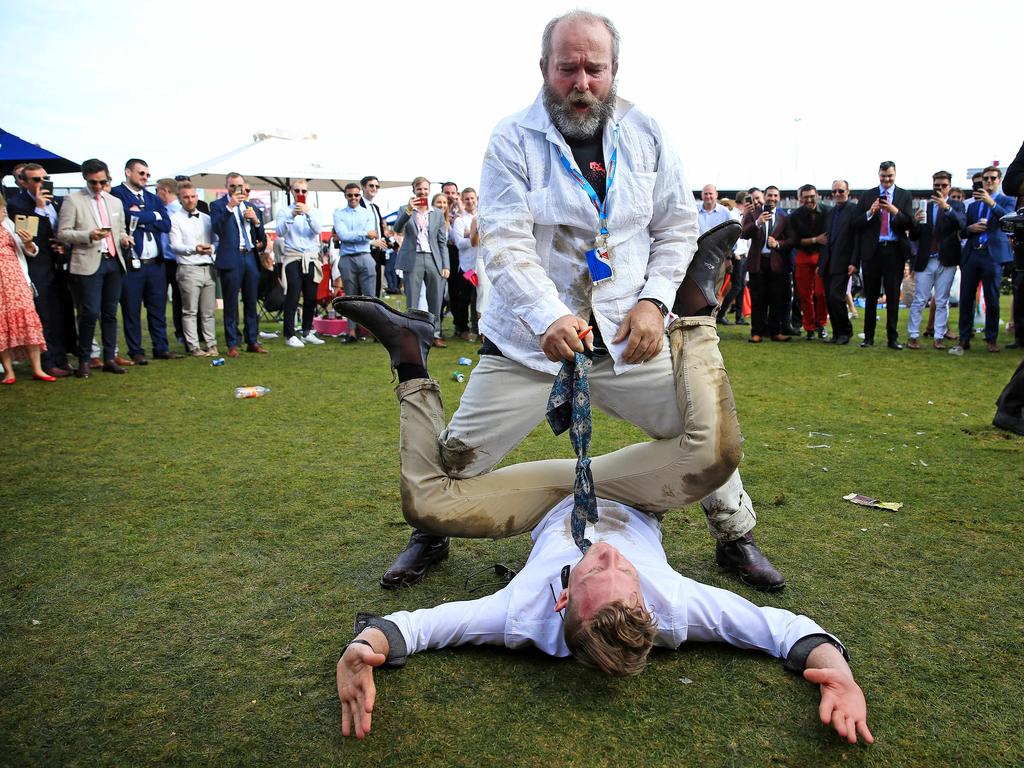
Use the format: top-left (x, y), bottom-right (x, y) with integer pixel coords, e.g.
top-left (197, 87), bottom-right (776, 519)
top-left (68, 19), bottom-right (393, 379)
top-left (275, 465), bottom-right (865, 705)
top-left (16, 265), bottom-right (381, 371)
top-left (5, 0), bottom-right (1023, 206)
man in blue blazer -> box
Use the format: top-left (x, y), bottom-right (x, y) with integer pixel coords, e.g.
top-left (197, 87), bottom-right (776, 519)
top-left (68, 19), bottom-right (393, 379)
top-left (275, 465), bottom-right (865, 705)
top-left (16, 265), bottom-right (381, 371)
top-left (210, 173), bottom-right (270, 356)
top-left (955, 165), bottom-right (1015, 353)
top-left (907, 170), bottom-right (966, 349)
top-left (111, 159), bottom-right (178, 363)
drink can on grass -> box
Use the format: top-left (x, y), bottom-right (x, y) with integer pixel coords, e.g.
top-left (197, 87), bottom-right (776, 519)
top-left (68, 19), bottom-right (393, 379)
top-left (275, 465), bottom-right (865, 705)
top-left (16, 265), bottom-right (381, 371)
top-left (211, 357), bottom-right (225, 366)
top-left (451, 371), bottom-right (465, 383)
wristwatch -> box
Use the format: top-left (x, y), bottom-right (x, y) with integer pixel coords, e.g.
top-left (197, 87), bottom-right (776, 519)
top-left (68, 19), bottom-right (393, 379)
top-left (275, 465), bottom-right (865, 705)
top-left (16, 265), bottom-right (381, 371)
top-left (640, 297), bottom-right (669, 317)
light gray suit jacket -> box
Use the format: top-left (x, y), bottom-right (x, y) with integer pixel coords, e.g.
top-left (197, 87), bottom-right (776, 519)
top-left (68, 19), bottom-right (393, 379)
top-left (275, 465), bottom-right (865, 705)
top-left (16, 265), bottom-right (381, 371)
top-left (394, 206), bottom-right (447, 275)
top-left (57, 189), bottom-right (128, 276)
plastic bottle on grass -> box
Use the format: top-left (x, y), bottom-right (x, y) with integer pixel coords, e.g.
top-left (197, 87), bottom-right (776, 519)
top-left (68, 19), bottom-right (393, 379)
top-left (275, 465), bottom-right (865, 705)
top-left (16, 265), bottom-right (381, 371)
top-left (235, 386), bottom-right (270, 399)
top-left (457, 357), bottom-right (472, 366)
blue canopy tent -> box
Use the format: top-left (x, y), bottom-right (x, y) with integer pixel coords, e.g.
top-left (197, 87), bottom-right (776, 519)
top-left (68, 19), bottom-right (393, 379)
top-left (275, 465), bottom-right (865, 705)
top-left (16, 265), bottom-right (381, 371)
top-left (0, 127), bottom-right (81, 179)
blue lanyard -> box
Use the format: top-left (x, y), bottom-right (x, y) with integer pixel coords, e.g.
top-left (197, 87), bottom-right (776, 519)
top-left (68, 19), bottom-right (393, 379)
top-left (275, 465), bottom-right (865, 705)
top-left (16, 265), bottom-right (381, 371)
top-left (554, 124), bottom-right (620, 236)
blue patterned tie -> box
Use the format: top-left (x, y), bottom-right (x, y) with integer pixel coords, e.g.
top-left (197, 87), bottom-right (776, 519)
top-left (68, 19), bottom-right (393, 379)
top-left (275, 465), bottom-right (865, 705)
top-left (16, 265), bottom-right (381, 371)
top-left (546, 352), bottom-right (597, 553)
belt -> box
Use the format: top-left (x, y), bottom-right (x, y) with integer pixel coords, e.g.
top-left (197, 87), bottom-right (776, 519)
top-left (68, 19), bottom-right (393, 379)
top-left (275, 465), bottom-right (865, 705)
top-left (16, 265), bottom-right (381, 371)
top-left (140, 257), bottom-right (161, 265)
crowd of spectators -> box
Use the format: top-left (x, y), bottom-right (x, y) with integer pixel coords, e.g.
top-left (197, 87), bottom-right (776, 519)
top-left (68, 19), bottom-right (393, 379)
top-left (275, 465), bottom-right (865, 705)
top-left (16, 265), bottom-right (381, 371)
top-left (1, 155), bottom-right (1020, 385)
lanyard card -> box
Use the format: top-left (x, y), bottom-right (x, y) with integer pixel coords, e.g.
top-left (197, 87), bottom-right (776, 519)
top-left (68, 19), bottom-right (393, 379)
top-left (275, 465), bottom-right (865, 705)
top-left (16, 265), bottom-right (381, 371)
top-left (585, 238), bottom-right (613, 284)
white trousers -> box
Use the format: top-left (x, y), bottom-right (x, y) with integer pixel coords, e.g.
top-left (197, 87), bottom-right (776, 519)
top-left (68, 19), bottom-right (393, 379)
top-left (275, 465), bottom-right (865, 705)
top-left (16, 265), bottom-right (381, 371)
top-left (909, 258), bottom-right (957, 340)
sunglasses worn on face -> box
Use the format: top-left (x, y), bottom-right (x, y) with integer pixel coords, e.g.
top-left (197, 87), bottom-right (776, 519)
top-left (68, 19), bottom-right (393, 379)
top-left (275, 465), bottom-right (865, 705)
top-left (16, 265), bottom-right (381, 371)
top-left (366, 183), bottom-right (379, 188)
top-left (86, 178), bottom-right (109, 186)
top-left (982, 176), bottom-right (999, 181)
top-left (28, 176), bottom-right (49, 183)
top-left (346, 193), bottom-right (361, 199)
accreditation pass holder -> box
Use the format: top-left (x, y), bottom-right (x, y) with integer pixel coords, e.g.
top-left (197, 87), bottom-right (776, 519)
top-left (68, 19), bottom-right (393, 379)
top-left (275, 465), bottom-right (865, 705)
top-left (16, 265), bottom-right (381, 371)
top-left (555, 124), bottom-right (620, 285)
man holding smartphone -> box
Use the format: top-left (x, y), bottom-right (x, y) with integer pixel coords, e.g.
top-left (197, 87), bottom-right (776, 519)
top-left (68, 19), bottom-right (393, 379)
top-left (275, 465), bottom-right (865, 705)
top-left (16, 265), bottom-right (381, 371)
top-left (907, 171), bottom-right (965, 349)
top-left (953, 166), bottom-right (1015, 354)
top-left (210, 172), bottom-right (270, 356)
top-left (6, 163), bottom-right (75, 376)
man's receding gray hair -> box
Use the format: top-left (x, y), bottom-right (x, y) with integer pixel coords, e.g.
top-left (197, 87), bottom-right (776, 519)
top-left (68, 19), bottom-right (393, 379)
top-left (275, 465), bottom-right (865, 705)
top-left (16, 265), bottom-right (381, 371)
top-left (540, 10), bottom-right (620, 68)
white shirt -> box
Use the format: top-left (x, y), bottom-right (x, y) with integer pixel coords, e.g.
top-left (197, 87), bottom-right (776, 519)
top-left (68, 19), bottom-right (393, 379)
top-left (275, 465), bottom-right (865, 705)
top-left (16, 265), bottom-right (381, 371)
top-left (729, 205), bottom-right (750, 257)
top-left (477, 91), bottom-right (698, 375)
top-left (452, 211), bottom-right (478, 274)
top-left (169, 209), bottom-right (214, 266)
top-left (386, 497), bottom-right (838, 661)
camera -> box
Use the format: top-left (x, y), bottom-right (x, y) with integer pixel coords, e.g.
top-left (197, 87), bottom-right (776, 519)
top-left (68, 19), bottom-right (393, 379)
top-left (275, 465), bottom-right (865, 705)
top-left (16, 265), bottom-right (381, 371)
top-left (1002, 207), bottom-right (1024, 266)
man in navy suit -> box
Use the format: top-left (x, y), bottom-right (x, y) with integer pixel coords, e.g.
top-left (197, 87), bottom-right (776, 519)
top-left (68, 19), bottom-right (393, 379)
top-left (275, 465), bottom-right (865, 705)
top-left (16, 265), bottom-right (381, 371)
top-left (820, 180), bottom-right (859, 345)
top-left (954, 166), bottom-right (1015, 353)
top-left (210, 172), bottom-right (270, 356)
top-left (111, 159), bottom-right (180, 363)
top-left (907, 171), bottom-right (966, 350)
top-left (5, 163), bottom-right (76, 375)
top-left (852, 160), bottom-right (917, 350)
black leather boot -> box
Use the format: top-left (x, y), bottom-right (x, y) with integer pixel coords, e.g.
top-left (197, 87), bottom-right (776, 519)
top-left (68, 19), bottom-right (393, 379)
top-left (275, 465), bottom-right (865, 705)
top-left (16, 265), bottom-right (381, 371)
top-left (380, 530), bottom-right (451, 589)
top-left (715, 532), bottom-right (785, 591)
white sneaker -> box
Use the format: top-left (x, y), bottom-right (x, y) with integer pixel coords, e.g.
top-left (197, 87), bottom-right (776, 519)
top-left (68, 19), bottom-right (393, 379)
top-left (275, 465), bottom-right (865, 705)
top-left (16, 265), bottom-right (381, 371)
top-left (285, 335), bottom-right (305, 348)
top-left (303, 331), bottom-right (325, 345)
top-left (259, 331), bottom-right (279, 340)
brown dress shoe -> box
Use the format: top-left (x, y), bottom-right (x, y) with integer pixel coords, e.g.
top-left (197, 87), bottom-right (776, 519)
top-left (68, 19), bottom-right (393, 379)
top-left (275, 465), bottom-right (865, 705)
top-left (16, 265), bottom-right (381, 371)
top-left (770, 333), bottom-right (791, 342)
top-left (748, 335), bottom-right (763, 343)
top-left (431, 338), bottom-right (447, 349)
top-left (45, 367), bottom-right (73, 378)
top-left (154, 350), bottom-right (185, 360)
top-left (102, 359), bottom-right (127, 374)
top-left (716, 532), bottom-right (785, 591)
top-left (246, 343), bottom-right (269, 354)
top-left (933, 340), bottom-right (946, 350)
top-left (380, 530), bottom-right (451, 589)
top-left (114, 355), bottom-right (135, 367)
top-left (907, 338), bottom-right (920, 350)
top-left (131, 353), bottom-right (148, 366)
top-left (226, 347), bottom-right (240, 358)
top-left (90, 357), bottom-right (102, 367)
top-left (987, 341), bottom-right (1000, 353)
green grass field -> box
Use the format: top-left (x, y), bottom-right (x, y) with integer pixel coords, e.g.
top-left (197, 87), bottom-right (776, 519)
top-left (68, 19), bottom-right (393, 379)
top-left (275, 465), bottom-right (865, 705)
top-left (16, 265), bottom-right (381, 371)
top-left (2, 297), bottom-right (1021, 768)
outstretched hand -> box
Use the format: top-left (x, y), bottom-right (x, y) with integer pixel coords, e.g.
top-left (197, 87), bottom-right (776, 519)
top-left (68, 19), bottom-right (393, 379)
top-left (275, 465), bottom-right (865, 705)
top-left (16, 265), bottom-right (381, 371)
top-left (804, 666), bottom-right (874, 744)
top-left (337, 643), bottom-right (387, 739)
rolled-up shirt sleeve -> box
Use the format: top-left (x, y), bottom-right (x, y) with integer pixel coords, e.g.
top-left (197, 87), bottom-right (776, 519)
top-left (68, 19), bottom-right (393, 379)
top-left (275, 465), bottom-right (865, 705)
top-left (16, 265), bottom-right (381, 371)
top-left (479, 130), bottom-right (573, 335)
top-left (385, 590), bottom-right (511, 655)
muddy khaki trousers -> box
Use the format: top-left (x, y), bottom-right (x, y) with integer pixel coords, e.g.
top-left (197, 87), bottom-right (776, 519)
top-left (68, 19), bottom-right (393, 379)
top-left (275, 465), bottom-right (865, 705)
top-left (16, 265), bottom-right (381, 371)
top-left (396, 317), bottom-right (754, 540)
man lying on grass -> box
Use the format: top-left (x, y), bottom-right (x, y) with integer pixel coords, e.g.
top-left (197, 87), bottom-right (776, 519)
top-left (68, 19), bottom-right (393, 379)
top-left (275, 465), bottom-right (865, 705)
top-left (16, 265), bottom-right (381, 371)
top-left (336, 494), bottom-right (873, 744)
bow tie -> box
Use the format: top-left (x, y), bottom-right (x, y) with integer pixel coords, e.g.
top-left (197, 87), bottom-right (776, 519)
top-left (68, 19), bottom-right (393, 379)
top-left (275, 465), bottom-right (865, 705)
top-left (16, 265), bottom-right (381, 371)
top-left (188, 212), bottom-right (200, 218)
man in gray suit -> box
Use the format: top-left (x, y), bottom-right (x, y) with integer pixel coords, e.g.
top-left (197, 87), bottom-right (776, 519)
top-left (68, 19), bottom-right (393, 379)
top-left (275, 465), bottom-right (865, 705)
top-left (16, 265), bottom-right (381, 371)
top-left (393, 177), bottom-right (449, 347)
top-left (57, 158), bottom-right (134, 378)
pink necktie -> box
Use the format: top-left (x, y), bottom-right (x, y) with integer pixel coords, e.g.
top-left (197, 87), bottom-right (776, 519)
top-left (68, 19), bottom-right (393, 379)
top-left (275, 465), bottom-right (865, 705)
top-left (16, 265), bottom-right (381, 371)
top-left (95, 193), bottom-right (117, 256)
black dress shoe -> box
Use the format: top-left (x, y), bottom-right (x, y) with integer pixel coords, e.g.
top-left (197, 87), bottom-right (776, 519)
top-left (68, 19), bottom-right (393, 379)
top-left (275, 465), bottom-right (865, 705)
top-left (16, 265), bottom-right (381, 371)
top-left (131, 353), bottom-right (149, 366)
top-left (993, 410), bottom-right (1024, 436)
top-left (1007, 340), bottom-right (1022, 349)
top-left (102, 360), bottom-right (127, 374)
top-left (333, 296), bottom-right (435, 371)
top-left (380, 530), bottom-right (451, 589)
top-left (154, 350), bottom-right (184, 360)
top-left (888, 341), bottom-right (904, 350)
top-left (716, 532), bottom-right (785, 591)
top-left (859, 339), bottom-right (874, 347)
top-left (75, 362), bottom-right (91, 379)
top-left (835, 335), bottom-right (851, 345)
top-left (716, 315), bottom-right (732, 325)
top-left (735, 317), bottom-right (749, 326)
top-left (672, 220), bottom-right (741, 313)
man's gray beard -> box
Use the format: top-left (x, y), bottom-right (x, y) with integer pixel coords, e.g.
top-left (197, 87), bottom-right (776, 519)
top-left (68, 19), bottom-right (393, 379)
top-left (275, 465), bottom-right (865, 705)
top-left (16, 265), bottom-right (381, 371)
top-left (542, 80), bottom-right (617, 141)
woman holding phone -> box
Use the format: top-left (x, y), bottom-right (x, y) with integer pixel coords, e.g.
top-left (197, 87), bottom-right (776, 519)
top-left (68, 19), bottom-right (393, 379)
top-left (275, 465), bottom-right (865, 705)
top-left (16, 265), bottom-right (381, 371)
top-left (0, 197), bottom-right (55, 383)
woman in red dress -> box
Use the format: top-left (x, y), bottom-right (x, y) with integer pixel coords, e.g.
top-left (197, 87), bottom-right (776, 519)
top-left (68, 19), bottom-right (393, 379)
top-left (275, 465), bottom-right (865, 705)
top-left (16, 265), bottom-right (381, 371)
top-left (0, 197), bottom-right (55, 383)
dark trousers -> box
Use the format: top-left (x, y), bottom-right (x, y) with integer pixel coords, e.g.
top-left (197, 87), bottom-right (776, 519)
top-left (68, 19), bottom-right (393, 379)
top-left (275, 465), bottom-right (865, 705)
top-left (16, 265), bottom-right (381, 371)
top-left (826, 272), bottom-right (853, 339)
top-left (748, 262), bottom-right (788, 337)
top-left (28, 269), bottom-right (71, 370)
top-left (861, 244), bottom-right (904, 343)
top-left (54, 269), bottom-right (78, 362)
top-left (449, 266), bottom-right (474, 334)
top-left (218, 251), bottom-right (261, 349)
top-left (996, 358), bottom-right (1024, 418)
top-left (721, 256), bottom-right (747, 318)
top-left (70, 257), bottom-right (123, 362)
top-left (283, 260), bottom-right (317, 339)
top-left (165, 260), bottom-right (184, 343)
top-left (958, 253), bottom-right (1001, 342)
top-left (372, 248), bottom-right (387, 298)
top-left (121, 260), bottom-right (169, 357)
top-left (1012, 267), bottom-right (1024, 342)
top-left (384, 251), bottom-right (401, 294)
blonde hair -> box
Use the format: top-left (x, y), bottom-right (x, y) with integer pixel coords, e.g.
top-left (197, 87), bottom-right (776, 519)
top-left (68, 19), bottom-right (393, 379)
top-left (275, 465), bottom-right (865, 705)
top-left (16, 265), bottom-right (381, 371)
top-left (564, 599), bottom-right (656, 677)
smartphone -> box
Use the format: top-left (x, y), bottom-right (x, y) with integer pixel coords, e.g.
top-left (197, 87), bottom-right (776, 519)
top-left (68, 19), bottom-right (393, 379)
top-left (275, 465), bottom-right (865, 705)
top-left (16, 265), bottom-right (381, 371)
top-left (417, 197), bottom-right (428, 207)
top-left (42, 180), bottom-right (55, 196)
top-left (99, 225), bottom-right (112, 232)
top-left (933, 186), bottom-right (944, 196)
top-left (231, 184), bottom-right (246, 195)
top-left (972, 181), bottom-right (984, 191)
top-left (295, 192), bottom-right (306, 205)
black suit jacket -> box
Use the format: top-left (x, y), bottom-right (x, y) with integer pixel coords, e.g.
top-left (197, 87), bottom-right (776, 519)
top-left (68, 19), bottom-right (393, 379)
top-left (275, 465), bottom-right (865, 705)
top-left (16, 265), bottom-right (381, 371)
top-left (851, 185), bottom-right (915, 268)
top-left (740, 207), bottom-right (788, 274)
top-left (821, 202), bottom-right (860, 277)
top-left (6, 189), bottom-right (62, 277)
top-left (910, 200), bottom-right (966, 271)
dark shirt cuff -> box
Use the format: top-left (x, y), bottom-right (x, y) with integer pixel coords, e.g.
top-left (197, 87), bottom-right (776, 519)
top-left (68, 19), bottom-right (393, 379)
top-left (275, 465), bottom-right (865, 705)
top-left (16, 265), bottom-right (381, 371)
top-left (352, 612), bottom-right (408, 668)
top-left (784, 633), bottom-right (849, 674)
